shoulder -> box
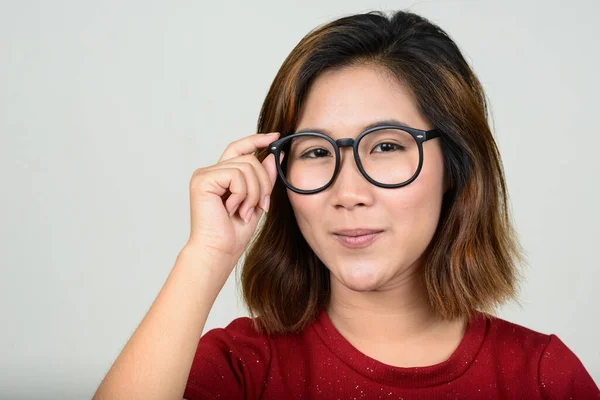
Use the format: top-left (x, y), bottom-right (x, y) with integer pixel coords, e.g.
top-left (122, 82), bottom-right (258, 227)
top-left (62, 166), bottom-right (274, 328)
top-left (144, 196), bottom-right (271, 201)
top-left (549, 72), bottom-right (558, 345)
top-left (479, 313), bottom-right (552, 366)
top-left (206, 315), bottom-right (263, 339)
top-left (483, 314), bottom-right (599, 398)
top-left (537, 334), bottom-right (600, 398)
top-left (185, 316), bottom-right (272, 400)
top-left (485, 313), bottom-right (551, 350)
top-left (196, 316), bottom-right (271, 364)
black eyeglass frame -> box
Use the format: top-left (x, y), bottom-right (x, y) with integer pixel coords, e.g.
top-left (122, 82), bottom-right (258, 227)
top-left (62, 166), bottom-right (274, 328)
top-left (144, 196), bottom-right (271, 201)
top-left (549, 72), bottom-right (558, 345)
top-left (267, 124), bottom-right (441, 195)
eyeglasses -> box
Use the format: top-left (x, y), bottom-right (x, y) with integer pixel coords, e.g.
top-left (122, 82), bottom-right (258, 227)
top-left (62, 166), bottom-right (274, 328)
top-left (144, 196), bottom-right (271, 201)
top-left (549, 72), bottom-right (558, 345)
top-left (268, 124), bottom-right (441, 194)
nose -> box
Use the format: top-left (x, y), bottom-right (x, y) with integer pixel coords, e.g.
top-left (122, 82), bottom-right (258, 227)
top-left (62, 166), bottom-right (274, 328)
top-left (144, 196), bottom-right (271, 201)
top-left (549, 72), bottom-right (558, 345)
top-left (329, 145), bottom-right (374, 210)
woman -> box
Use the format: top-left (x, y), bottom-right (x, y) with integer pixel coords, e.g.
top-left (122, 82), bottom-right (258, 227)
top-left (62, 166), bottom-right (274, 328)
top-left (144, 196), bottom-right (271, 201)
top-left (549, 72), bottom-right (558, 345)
top-left (93, 10), bottom-right (599, 399)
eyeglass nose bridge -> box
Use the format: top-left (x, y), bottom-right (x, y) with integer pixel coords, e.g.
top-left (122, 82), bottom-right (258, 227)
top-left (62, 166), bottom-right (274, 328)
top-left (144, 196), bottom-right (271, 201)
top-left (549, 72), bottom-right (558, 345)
top-left (335, 138), bottom-right (355, 148)
top-left (330, 137), bottom-right (367, 188)
top-left (332, 138), bottom-right (360, 175)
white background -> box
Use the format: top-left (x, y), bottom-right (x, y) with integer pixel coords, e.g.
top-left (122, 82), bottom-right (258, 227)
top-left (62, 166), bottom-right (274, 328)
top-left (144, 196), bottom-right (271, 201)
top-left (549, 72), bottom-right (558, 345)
top-left (1, 0), bottom-right (598, 398)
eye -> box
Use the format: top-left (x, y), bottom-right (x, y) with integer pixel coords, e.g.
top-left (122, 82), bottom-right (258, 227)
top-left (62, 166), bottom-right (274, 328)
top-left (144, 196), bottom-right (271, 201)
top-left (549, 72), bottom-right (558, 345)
top-left (372, 143), bottom-right (404, 153)
top-left (300, 148), bottom-right (333, 159)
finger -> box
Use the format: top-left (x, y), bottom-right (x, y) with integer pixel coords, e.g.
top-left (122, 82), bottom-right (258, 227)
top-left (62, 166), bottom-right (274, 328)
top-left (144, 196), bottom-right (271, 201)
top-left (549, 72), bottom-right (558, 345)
top-left (258, 152), bottom-right (284, 213)
top-left (262, 151), bottom-right (285, 188)
top-left (215, 161), bottom-right (261, 224)
top-left (194, 167), bottom-right (247, 216)
top-left (225, 192), bottom-right (245, 217)
top-left (218, 132), bottom-right (280, 163)
top-left (221, 154), bottom-right (275, 213)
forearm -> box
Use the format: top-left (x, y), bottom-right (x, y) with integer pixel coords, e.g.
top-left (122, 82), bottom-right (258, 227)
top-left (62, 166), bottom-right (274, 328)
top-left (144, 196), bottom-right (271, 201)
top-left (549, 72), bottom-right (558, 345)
top-left (93, 246), bottom-right (233, 400)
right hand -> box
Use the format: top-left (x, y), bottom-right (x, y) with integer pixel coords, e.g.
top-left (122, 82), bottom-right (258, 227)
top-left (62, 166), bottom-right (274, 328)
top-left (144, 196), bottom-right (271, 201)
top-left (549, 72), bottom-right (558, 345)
top-left (184, 132), bottom-right (283, 271)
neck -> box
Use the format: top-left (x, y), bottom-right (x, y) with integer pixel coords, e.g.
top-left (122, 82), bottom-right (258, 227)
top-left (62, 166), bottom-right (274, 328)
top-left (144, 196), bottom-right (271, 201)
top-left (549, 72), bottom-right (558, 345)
top-left (325, 265), bottom-right (454, 344)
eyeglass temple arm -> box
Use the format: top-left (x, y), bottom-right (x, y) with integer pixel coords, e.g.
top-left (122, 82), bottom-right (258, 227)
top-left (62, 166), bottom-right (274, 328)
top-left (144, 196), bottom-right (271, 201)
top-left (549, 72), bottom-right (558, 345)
top-left (424, 129), bottom-right (441, 141)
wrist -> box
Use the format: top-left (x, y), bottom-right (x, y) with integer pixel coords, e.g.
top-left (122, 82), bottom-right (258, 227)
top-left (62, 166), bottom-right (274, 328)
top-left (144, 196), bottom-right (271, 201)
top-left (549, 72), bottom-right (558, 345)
top-left (177, 243), bottom-right (236, 284)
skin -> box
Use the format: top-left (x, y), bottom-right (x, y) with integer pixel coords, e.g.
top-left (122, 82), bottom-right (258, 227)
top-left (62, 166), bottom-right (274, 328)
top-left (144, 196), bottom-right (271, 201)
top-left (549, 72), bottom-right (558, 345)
top-left (288, 64), bottom-right (467, 367)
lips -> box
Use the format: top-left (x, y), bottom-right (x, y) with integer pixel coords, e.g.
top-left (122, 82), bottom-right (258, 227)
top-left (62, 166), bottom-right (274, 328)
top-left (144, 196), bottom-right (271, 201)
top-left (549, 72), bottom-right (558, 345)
top-left (332, 228), bottom-right (384, 249)
top-left (332, 228), bottom-right (384, 237)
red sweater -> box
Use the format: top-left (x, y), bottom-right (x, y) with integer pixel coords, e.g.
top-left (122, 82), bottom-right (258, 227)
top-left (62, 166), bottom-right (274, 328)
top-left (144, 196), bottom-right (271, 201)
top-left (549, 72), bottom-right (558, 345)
top-left (184, 307), bottom-right (599, 399)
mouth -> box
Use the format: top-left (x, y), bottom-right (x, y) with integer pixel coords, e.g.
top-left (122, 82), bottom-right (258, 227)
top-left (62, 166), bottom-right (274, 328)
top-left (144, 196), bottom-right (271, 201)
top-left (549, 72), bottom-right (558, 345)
top-left (332, 229), bottom-right (384, 249)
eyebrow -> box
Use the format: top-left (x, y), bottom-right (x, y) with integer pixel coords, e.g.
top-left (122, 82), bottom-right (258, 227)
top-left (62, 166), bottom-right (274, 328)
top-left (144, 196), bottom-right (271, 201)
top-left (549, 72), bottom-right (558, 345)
top-left (293, 118), bottom-right (412, 136)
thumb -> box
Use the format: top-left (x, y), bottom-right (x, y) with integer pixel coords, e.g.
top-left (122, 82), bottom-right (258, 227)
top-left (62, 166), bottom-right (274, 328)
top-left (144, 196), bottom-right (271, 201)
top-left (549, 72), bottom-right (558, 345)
top-left (262, 152), bottom-right (284, 189)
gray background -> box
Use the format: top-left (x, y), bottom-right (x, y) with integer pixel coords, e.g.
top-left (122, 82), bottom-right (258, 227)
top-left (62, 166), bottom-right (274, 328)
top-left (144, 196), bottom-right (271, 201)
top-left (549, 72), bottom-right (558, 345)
top-left (1, 0), bottom-right (598, 398)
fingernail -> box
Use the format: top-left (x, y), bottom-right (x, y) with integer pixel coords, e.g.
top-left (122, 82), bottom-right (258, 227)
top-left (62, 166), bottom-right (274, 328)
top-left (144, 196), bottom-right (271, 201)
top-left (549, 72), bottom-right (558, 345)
top-left (261, 195), bottom-right (270, 213)
top-left (229, 203), bottom-right (240, 217)
top-left (268, 132), bottom-right (280, 136)
top-left (244, 207), bottom-right (255, 224)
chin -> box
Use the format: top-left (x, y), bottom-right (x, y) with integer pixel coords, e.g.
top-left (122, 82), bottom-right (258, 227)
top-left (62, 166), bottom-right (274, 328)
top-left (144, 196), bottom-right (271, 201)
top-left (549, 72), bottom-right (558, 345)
top-left (335, 261), bottom-right (386, 292)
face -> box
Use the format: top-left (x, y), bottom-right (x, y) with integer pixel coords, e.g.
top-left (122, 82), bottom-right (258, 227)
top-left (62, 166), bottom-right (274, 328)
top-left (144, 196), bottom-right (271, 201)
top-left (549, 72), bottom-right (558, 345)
top-left (288, 64), bottom-right (446, 292)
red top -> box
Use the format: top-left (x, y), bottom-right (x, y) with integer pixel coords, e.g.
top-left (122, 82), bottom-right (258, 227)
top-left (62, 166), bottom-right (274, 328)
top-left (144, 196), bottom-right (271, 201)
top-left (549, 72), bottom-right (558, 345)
top-left (184, 307), bottom-right (599, 399)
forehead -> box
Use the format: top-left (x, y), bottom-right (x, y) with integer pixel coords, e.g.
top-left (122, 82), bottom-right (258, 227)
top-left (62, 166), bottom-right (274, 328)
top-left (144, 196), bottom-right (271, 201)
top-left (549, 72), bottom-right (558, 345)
top-left (294, 65), bottom-right (429, 139)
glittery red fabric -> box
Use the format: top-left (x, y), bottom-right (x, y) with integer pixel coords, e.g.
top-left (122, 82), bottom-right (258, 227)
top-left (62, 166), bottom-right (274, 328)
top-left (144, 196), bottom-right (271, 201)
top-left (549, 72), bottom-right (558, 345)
top-left (184, 308), bottom-right (599, 399)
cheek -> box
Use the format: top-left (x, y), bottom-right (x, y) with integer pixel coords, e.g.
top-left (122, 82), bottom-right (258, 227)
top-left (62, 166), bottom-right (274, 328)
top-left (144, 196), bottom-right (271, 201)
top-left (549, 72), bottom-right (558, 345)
top-left (288, 191), bottom-right (321, 241)
top-left (407, 141), bottom-right (445, 203)
top-left (385, 149), bottom-right (445, 247)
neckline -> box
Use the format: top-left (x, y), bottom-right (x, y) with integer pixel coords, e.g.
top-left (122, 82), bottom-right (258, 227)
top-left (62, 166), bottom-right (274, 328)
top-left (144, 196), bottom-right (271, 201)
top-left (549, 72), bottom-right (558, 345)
top-left (310, 306), bottom-right (488, 388)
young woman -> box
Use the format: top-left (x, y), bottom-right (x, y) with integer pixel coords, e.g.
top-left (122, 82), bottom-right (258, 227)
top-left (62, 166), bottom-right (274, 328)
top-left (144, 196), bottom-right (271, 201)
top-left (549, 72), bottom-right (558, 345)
top-left (94, 10), bottom-right (599, 399)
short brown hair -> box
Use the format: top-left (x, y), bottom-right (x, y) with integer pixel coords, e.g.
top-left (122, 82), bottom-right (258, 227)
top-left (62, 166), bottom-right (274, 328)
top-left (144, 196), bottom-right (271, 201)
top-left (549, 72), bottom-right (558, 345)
top-left (240, 10), bottom-right (524, 335)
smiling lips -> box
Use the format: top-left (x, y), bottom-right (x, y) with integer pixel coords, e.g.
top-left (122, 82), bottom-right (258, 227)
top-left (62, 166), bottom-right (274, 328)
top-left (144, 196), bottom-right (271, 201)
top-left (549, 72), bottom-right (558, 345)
top-left (332, 228), bottom-right (384, 249)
